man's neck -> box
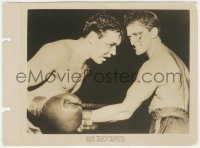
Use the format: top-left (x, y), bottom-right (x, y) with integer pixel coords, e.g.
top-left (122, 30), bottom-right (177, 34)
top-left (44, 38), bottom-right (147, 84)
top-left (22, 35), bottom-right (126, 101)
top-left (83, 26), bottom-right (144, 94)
top-left (147, 38), bottom-right (163, 59)
top-left (71, 38), bottom-right (91, 65)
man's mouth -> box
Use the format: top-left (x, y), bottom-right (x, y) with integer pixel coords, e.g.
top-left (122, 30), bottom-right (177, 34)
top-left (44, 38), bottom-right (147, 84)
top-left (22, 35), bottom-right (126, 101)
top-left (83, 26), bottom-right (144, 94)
top-left (134, 45), bottom-right (142, 50)
top-left (134, 42), bottom-right (142, 49)
top-left (104, 53), bottom-right (111, 58)
top-left (100, 56), bottom-right (106, 62)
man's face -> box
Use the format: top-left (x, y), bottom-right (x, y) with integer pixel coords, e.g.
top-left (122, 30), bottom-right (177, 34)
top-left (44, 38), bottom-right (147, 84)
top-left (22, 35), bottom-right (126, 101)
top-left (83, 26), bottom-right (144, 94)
top-left (90, 30), bottom-right (121, 64)
top-left (126, 21), bottom-right (153, 55)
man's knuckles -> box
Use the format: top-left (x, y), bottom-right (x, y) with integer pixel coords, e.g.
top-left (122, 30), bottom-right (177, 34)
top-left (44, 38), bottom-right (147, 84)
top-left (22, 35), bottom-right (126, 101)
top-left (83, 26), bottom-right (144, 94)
top-left (61, 93), bottom-right (82, 105)
top-left (39, 93), bottom-right (83, 133)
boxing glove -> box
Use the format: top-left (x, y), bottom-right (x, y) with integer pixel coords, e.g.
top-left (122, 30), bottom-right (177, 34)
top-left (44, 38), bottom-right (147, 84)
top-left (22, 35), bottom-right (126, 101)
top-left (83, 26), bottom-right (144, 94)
top-left (28, 93), bottom-right (82, 133)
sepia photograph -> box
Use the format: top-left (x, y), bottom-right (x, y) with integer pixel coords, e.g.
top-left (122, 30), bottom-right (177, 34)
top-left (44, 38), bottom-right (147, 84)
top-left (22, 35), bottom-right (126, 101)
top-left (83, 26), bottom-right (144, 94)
top-left (27, 9), bottom-right (190, 134)
top-left (3, 2), bottom-right (197, 145)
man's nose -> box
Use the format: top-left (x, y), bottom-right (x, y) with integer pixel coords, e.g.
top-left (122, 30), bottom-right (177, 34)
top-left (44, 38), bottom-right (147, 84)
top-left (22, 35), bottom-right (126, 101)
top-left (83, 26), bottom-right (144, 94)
top-left (110, 47), bottom-right (116, 56)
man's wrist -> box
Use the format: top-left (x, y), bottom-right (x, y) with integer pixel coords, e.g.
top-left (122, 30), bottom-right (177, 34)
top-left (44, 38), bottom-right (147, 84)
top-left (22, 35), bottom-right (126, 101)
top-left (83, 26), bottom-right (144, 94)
top-left (82, 110), bottom-right (93, 126)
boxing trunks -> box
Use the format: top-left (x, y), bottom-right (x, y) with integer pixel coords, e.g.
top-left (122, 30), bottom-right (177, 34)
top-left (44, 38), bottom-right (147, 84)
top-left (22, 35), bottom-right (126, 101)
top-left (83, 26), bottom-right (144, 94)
top-left (149, 107), bottom-right (189, 133)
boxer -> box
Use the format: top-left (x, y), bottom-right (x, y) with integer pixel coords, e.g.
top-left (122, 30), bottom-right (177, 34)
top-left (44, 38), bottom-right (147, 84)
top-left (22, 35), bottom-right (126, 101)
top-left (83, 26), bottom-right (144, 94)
top-left (82, 11), bottom-right (189, 134)
top-left (27, 13), bottom-right (124, 133)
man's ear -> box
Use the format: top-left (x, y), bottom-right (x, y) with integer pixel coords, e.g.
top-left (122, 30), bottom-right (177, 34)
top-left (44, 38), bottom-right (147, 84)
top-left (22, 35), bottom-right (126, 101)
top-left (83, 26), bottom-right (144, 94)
top-left (150, 27), bottom-right (159, 39)
top-left (87, 31), bottom-right (98, 43)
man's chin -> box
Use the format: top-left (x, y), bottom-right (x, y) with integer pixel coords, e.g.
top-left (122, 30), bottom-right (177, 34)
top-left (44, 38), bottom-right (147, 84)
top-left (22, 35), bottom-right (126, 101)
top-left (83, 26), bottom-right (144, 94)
top-left (97, 61), bottom-right (103, 64)
top-left (135, 51), bottom-right (142, 55)
top-left (94, 60), bottom-right (104, 64)
top-left (135, 48), bottom-right (145, 55)
top-left (95, 57), bottom-right (107, 64)
top-left (136, 53), bottom-right (143, 55)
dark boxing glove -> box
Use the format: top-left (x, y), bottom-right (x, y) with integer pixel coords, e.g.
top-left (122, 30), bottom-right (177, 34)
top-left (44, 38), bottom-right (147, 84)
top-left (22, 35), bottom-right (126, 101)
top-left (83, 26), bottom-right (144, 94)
top-left (28, 93), bottom-right (82, 133)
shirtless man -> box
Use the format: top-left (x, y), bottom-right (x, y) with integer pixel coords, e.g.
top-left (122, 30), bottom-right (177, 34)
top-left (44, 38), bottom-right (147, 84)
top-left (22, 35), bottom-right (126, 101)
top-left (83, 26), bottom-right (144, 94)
top-left (84, 11), bottom-right (189, 133)
top-left (27, 13), bottom-right (124, 133)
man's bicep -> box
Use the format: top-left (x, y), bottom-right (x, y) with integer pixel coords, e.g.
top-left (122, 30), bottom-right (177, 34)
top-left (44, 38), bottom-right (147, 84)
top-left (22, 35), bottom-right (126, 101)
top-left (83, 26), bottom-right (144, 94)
top-left (125, 80), bottom-right (157, 102)
top-left (123, 63), bottom-right (158, 106)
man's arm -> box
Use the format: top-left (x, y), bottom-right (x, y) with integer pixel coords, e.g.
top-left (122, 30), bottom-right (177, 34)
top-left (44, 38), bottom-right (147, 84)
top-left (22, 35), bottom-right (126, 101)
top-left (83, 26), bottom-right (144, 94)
top-left (91, 62), bottom-right (159, 123)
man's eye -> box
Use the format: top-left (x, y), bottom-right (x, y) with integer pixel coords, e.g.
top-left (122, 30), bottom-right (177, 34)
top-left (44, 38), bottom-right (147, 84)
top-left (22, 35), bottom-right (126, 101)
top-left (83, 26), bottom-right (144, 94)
top-left (132, 34), bottom-right (137, 37)
top-left (107, 44), bottom-right (113, 47)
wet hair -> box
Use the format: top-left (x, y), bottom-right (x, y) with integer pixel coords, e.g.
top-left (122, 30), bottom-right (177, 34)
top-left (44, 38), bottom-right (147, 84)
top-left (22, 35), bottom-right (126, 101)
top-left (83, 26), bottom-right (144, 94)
top-left (82, 13), bottom-right (125, 39)
top-left (124, 10), bottom-right (161, 35)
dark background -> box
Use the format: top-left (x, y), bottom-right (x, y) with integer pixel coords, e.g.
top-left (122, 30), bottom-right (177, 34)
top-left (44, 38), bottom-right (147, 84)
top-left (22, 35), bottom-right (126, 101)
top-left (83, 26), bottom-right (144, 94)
top-left (28, 10), bottom-right (189, 133)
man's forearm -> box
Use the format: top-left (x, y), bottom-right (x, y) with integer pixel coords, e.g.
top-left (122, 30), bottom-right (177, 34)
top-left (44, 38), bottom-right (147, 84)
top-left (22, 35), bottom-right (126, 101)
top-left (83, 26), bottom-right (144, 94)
top-left (91, 103), bottom-right (131, 123)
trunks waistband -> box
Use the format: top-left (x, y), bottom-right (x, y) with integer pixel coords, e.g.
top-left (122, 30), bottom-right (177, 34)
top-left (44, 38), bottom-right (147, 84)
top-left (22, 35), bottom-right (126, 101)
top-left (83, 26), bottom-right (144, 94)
top-left (150, 107), bottom-right (189, 120)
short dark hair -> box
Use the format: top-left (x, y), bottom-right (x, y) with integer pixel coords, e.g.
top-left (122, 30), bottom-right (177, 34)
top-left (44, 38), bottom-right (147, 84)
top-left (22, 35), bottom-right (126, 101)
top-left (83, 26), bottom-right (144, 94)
top-left (124, 11), bottom-right (161, 35)
top-left (82, 13), bottom-right (125, 39)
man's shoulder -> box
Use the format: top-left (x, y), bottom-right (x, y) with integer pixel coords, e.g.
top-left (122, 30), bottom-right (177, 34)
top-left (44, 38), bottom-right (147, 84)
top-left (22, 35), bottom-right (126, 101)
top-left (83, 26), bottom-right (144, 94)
top-left (139, 58), bottom-right (166, 74)
top-left (138, 60), bottom-right (154, 75)
top-left (140, 60), bottom-right (157, 70)
top-left (142, 52), bottom-right (184, 74)
top-left (43, 39), bottom-right (71, 50)
top-left (41, 39), bottom-right (73, 56)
